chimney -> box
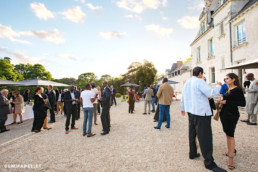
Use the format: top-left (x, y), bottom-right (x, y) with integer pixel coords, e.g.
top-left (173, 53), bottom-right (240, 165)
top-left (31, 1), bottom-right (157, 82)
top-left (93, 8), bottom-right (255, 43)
top-left (177, 61), bottom-right (183, 68)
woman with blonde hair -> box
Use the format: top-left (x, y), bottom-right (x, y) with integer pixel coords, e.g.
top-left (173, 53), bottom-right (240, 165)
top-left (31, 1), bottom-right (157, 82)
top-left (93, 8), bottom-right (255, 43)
top-left (12, 91), bottom-right (24, 124)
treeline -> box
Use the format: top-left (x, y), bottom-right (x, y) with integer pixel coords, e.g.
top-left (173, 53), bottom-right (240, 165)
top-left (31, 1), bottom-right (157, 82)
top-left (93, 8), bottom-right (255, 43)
top-left (0, 57), bottom-right (157, 95)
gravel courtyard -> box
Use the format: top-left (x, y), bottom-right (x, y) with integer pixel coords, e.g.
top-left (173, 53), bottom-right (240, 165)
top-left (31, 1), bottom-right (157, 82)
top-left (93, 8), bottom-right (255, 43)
top-left (0, 99), bottom-right (257, 172)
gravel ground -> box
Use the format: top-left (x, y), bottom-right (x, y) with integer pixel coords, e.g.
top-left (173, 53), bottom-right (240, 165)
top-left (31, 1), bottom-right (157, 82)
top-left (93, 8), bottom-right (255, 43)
top-left (0, 99), bottom-right (257, 172)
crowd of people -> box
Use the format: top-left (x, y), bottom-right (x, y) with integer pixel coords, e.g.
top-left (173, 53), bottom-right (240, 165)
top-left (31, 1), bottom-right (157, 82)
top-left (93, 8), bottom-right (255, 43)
top-left (0, 66), bottom-right (257, 171)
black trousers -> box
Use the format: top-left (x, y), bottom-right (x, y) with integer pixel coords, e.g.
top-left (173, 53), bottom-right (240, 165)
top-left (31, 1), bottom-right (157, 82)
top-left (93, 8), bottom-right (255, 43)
top-left (65, 105), bottom-right (77, 131)
top-left (101, 106), bottom-right (110, 132)
top-left (129, 101), bottom-right (134, 113)
top-left (50, 106), bottom-right (55, 122)
top-left (76, 103), bottom-right (80, 119)
top-left (0, 113), bottom-right (8, 131)
top-left (188, 113), bottom-right (217, 169)
top-left (32, 111), bottom-right (46, 131)
top-left (111, 96), bottom-right (117, 106)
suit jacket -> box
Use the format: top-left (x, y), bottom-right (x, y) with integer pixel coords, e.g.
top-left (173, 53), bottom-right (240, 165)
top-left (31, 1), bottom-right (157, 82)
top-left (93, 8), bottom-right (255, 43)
top-left (144, 88), bottom-right (154, 101)
top-left (100, 87), bottom-right (111, 108)
top-left (75, 90), bottom-right (81, 103)
top-left (0, 94), bottom-right (11, 115)
top-left (63, 91), bottom-right (80, 114)
top-left (48, 90), bottom-right (56, 107)
top-left (111, 88), bottom-right (116, 97)
top-left (246, 79), bottom-right (258, 114)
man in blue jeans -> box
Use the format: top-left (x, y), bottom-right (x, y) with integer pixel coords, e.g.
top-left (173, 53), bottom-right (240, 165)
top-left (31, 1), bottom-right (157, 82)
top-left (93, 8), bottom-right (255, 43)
top-left (154, 78), bottom-right (174, 129)
top-left (80, 84), bottom-right (97, 137)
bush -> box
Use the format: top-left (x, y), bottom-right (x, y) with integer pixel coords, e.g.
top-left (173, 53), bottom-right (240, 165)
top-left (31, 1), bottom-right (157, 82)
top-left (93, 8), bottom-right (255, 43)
top-left (116, 93), bottom-right (122, 98)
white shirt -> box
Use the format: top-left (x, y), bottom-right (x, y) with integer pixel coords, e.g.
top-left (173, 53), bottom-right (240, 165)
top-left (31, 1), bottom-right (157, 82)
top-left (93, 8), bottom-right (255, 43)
top-left (71, 92), bottom-right (75, 104)
top-left (58, 94), bottom-right (62, 101)
top-left (180, 76), bottom-right (221, 116)
top-left (91, 88), bottom-right (98, 104)
top-left (80, 90), bottom-right (95, 108)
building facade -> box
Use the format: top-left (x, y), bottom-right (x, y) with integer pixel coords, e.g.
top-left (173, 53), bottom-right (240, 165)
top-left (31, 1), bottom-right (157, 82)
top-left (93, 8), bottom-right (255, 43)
top-left (191, 0), bottom-right (258, 86)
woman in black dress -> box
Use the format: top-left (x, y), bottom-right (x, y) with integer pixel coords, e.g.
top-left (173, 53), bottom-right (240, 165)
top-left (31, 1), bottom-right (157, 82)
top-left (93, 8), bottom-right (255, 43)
top-left (219, 73), bottom-right (246, 170)
top-left (32, 87), bottom-right (48, 133)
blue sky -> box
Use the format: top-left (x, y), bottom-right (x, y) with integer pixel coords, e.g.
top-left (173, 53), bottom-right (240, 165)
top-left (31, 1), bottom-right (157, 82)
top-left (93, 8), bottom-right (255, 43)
top-left (0, 0), bottom-right (203, 79)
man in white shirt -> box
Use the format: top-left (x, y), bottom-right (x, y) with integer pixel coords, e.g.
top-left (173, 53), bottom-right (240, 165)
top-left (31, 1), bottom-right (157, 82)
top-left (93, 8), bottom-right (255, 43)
top-left (80, 84), bottom-right (97, 137)
top-left (181, 67), bottom-right (226, 172)
top-left (91, 83), bottom-right (99, 125)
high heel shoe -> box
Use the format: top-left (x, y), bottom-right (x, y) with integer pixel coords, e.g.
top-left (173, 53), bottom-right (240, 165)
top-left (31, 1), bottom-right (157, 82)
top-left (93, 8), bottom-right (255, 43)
top-left (228, 156), bottom-right (235, 170)
top-left (223, 149), bottom-right (237, 156)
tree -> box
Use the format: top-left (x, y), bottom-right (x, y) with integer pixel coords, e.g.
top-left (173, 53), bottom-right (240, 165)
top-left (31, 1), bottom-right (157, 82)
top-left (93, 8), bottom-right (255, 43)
top-left (77, 72), bottom-right (97, 88)
top-left (0, 59), bottom-right (23, 81)
top-left (111, 77), bottom-right (127, 95)
top-left (122, 62), bottom-right (142, 83)
top-left (100, 74), bottom-right (112, 82)
top-left (135, 60), bottom-right (157, 90)
top-left (54, 77), bottom-right (77, 85)
top-left (17, 64), bottom-right (53, 80)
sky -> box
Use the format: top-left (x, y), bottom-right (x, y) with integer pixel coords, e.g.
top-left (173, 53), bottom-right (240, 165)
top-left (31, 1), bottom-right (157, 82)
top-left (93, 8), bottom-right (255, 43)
top-left (0, 0), bottom-right (204, 79)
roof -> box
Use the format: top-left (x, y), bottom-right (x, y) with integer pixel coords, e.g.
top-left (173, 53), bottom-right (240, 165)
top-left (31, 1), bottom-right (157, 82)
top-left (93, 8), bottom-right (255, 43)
top-left (232, 0), bottom-right (258, 20)
top-left (170, 63), bottom-right (177, 73)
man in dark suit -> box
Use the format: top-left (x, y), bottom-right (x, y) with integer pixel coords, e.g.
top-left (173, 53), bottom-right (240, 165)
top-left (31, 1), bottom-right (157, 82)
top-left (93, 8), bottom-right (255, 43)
top-left (110, 85), bottom-right (117, 106)
top-left (64, 85), bottom-right (79, 134)
top-left (48, 85), bottom-right (56, 123)
top-left (74, 87), bottom-right (81, 120)
top-left (0, 89), bottom-right (11, 133)
top-left (98, 81), bottom-right (111, 135)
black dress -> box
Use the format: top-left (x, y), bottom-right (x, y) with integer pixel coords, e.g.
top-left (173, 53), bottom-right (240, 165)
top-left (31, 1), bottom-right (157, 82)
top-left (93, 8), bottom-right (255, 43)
top-left (154, 104), bottom-right (166, 122)
top-left (32, 94), bottom-right (47, 131)
top-left (220, 87), bottom-right (246, 137)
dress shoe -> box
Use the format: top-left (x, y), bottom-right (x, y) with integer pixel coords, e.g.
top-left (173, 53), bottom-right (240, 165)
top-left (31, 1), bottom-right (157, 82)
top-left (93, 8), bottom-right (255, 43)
top-left (71, 127), bottom-right (78, 130)
top-left (154, 120), bottom-right (158, 122)
top-left (154, 126), bottom-right (160, 129)
top-left (247, 122), bottom-right (257, 125)
top-left (189, 153), bottom-right (200, 159)
top-left (87, 133), bottom-right (96, 137)
top-left (240, 119), bottom-right (249, 122)
top-left (165, 125), bottom-right (170, 129)
top-left (0, 129), bottom-right (10, 133)
top-left (94, 123), bottom-right (98, 125)
top-left (148, 113), bottom-right (150, 115)
top-left (142, 113), bottom-right (147, 115)
top-left (82, 132), bottom-right (87, 136)
top-left (65, 130), bottom-right (69, 134)
top-left (43, 127), bottom-right (52, 130)
top-left (32, 129), bottom-right (41, 133)
top-left (48, 121), bottom-right (55, 123)
top-left (208, 166), bottom-right (227, 172)
top-left (101, 132), bottom-right (109, 135)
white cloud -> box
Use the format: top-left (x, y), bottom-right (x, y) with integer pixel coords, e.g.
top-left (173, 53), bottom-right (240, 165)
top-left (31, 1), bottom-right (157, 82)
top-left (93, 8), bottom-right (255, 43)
top-left (117, 0), bottom-right (167, 14)
top-left (177, 16), bottom-right (199, 29)
top-left (124, 14), bottom-right (142, 21)
top-left (99, 32), bottom-right (127, 39)
top-left (61, 6), bottom-right (86, 23)
top-left (145, 24), bottom-right (173, 37)
top-left (188, 0), bottom-right (204, 11)
top-left (56, 54), bottom-right (77, 61)
top-left (0, 24), bottom-right (30, 44)
top-left (30, 2), bottom-right (55, 20)
top-left (87, 3), bottom-right (103, 13)
top-left (20, 29), bottom-right (64, 44)
top-left (0, 47), bottom-right (46, 64)
top-left (162, 16), bottom-right (168, 20)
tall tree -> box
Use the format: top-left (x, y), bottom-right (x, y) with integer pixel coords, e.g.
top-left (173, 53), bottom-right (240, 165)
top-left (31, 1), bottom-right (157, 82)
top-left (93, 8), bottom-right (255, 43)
top-left (77, 72), bottom-right (97, 88)
top-left (54, 77), bottom-right (77, 85)
top-left (21, 64), bottom-right (53, 80)
top-left (122, 62), bottom-right (142, 83)
top-left (0, 59), bottom-right (23, 81)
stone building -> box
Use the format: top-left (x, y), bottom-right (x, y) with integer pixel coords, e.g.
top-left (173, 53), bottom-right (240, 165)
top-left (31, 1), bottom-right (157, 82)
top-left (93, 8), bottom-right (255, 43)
top-left (191, 0), bottom-right (258, 86)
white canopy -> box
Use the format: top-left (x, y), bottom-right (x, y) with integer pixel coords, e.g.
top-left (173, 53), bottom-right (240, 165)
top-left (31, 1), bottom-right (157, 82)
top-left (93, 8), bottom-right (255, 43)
top-left (17, 78), bottom-right (70, 87)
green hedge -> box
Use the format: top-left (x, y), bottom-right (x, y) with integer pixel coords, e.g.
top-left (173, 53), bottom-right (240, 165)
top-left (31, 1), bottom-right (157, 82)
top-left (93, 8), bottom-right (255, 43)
top-left (116, 93), bottom-right (122, 98)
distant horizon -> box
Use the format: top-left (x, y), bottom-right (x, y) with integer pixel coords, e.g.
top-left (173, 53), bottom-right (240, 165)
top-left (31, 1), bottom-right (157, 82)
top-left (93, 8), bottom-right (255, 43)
top-left (0, 0), bottom-right (203, 79)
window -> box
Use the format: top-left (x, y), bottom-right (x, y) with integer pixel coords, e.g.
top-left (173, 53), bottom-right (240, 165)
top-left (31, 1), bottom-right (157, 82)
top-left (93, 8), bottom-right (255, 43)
top-left (197, 47), bottom-right (201, 62)
top-left (210, 67), bottom-right (215, 83)
top-left (236, 21), bottom-right (246, 46)
top-left (201, 21), bottom-right (206, 34)
top-left (220, 22), bottom-right (224, 35)
top-left (208, 39), bottom-right (214, 57)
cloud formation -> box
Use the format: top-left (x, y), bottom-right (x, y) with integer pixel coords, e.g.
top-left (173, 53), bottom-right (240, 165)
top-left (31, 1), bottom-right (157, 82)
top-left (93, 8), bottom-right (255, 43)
top-left (117, 0), bottom-right (168, 14)
top-left (145, 24), bottom-right (173, 37)
top-left (177, 16), bottom-right (199, 29)
top-left (0, 24), bottom-right (64, 44)
top-left (124, 14), bottom-right (142, 21)
top-left (87, 3), bottom-right (103, 13)
top-left (30, 2), bottom-right (55, 20)
top-left (61, 6), bottom-right (86, 23)
top-left (20, 29), bottom-right (64, 44)
top-left (0, 47), bottom-right (46, 64)
top-left (99, 32), bottom-right (126, 39)
top-left (56, 54), bottom-right (77, 61)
